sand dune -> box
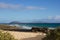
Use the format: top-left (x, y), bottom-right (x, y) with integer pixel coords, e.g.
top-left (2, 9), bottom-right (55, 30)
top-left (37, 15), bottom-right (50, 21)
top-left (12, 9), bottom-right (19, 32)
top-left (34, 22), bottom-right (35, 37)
top-left (7, 31), bottom-right (46, 40)
top-left (1, 30), bottom-right (46, 40)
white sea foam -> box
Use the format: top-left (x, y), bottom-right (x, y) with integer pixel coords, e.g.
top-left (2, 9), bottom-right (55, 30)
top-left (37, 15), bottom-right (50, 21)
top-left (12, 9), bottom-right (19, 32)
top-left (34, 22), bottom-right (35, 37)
top-left (21, 25), bottom-right (32, 29)
top-left (9, 24), bottom-right (32, 29)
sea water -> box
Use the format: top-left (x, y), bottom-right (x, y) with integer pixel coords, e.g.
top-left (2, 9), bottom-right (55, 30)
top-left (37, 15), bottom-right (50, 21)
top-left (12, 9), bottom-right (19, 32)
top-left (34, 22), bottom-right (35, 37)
top-left (8, 23), bottom-right (60, 29)
top-left (18, 23), bottom-right (60, 28)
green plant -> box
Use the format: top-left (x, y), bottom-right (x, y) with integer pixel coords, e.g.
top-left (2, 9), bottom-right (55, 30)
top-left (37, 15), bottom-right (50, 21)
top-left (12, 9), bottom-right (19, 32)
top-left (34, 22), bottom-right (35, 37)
top-left (0, 31), bottom-right (17, 40)
top-left (43, 28), bottom-right (60, 40)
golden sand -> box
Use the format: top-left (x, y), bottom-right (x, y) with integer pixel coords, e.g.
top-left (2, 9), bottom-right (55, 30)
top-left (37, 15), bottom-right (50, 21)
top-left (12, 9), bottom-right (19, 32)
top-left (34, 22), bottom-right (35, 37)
top-left (7, 31), bottom-right (46, 40)
top-left (1, 30), bottom-right (46, 40)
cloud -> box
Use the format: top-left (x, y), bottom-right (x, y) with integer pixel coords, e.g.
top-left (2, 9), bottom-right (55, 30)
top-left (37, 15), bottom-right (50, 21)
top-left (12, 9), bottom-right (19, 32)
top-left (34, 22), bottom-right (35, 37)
top-left (48, 15), bottom-right (60, 20)
top-left (26, 6), bottom-right (46, 10)
top-left (0, 2), bottom-right (46, 10)
top-left (48, 16), bottom-right (53, 19)
top-left (0, 2), bottom-right (20, 9)
top-left (54, 16), bottom-right (60, 20)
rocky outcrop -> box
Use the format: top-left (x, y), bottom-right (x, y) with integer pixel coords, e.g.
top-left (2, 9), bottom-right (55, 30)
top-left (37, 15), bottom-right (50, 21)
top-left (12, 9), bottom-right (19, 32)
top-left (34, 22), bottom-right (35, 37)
top-left (31, 27), bottom-right (48, 33)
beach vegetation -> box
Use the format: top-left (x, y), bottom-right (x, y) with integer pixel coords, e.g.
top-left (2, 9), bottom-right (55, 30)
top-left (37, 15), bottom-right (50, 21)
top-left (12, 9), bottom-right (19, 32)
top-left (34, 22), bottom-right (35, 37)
top-left (0, 31), bottom-right (17, 40)
top-left (43, 28), bottom-right (60, 40)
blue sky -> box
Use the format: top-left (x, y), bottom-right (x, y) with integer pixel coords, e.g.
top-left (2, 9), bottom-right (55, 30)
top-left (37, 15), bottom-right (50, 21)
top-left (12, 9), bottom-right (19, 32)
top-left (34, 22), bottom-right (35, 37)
top-left (0, 0), bottom-right (60, 23)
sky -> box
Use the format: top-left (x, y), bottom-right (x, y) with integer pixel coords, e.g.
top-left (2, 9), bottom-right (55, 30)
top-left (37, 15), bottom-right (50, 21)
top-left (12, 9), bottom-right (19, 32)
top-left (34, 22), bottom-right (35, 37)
top-left (0, 0), bottom-right (60, 23)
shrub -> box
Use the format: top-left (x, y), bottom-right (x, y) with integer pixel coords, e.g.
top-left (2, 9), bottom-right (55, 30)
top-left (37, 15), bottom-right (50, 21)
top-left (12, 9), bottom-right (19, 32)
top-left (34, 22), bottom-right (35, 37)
top-left (43, 28), bottom-right (60, 40)
top-left (0, 31), bottom-right (17, 40)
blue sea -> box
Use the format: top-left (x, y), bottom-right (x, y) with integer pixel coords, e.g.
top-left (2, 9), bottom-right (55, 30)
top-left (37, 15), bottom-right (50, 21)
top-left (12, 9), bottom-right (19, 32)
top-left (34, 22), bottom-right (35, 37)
top-left (2, 23), bottom-right (60, 29)
top-left (15, 23), bottom-right (60, 28)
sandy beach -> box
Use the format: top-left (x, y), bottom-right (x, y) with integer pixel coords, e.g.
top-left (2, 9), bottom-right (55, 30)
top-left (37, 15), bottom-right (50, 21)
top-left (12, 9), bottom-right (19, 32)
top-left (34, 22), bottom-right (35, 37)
top-left (2, 30), bottom-right (46, 40)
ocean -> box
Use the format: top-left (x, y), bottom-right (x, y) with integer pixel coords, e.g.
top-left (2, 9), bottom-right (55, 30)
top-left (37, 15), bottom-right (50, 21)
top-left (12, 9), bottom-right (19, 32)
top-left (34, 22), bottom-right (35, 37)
top-left (16, 23), bottom-right (60, 28)
top-left (1, 23), bottom-right (60, 29)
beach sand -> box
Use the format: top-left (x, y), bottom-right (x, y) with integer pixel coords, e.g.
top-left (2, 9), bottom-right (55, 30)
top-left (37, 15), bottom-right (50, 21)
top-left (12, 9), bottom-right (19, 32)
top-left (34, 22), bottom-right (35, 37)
top-left (1, 30), bottom-right (46, 40)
